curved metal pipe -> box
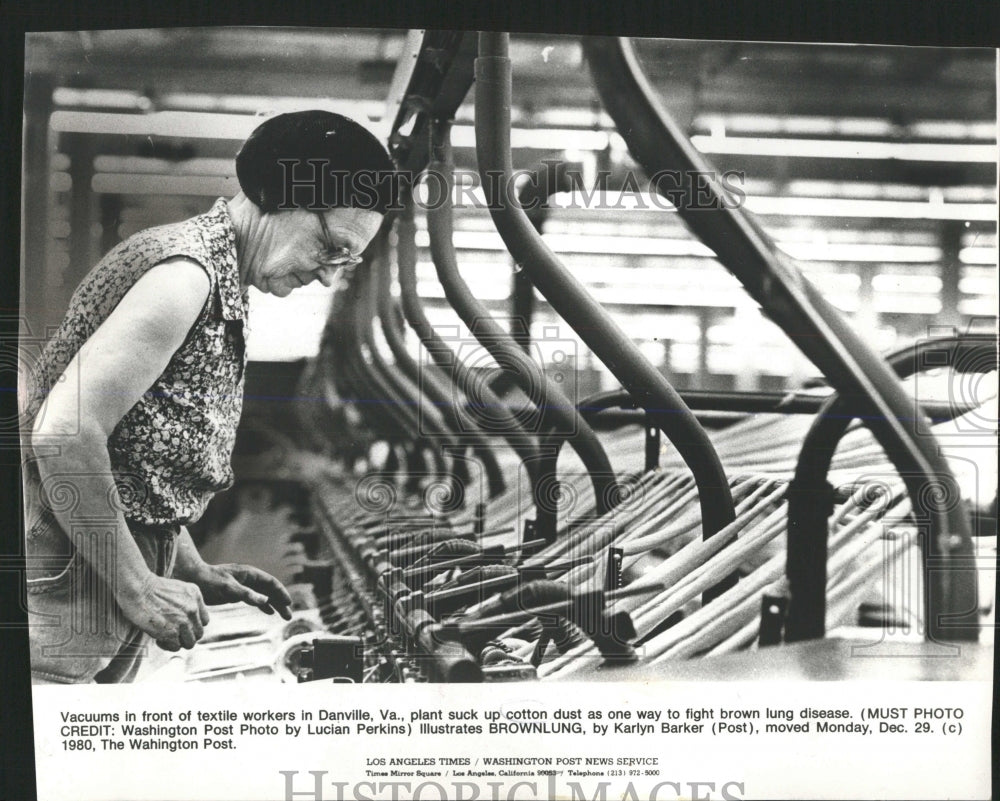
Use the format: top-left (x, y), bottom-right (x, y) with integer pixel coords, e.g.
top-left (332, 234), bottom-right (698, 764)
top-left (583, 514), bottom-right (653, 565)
top-left (391, 186), bottom-right (507, 498)
top-left (476, 33), bottom-right (736, 544)
top-left (373, 213), bottom-right (472, 495)
top-left (509, 159), bottom-right (575, 356)
top-left (583, 35), bottom-right (978, 643)
top-left (427, 116), bottom-right (617, 527)
top-left (396, 180), bottom-right (545, 492)
top-left (532, 390), bottom-right (643, 552)
top-left (342, 237), bottom-right (445, 484)
top-left (785, 333), bottom-right (997, 642)
top-left (318, 264), bottom-right (407, 472)
top-left (362, 235), bottom-right (449, 489)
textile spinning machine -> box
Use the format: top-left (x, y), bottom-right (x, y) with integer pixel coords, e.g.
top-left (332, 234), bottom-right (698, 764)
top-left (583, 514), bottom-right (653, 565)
top-left (156, 31), bottom-right (996, 684)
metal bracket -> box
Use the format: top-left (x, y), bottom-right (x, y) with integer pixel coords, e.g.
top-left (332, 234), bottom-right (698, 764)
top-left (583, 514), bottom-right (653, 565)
top-left (644, 418), bottom-right (661, 471)
top-left (604, 546), bottom-right (624, 592)
top-left (520, 519), bottom-right (538, 561)
top-left (757, 594), bottom-right (788, 647)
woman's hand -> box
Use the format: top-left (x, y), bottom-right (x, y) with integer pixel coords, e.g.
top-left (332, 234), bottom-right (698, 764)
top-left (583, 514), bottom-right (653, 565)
top-left (172, 528), bottom-right (293, 619)
top-left (117, 573), bottom-right (212, 652)
top-left (181, 561), bottom-right (294, 620)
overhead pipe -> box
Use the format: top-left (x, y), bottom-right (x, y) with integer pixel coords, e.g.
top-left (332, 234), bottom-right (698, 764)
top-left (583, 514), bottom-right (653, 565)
top-left (338, 245), bottom-right (416, 454)
top-left (506, 157), bottom-right (638, 368)
top-left (475, 33), bottom-right (736, 549)
top-left (582, 36), bottom-right (978, 642)
top-left (427, 116), bottom-right (618, 535)
top-left (374, 240), bottom-right (462, 462)
top-left (316, 261), bottom-right (411, 475)
top-left (389, 185), bottom-right (507, 499)
top-left (510, 159), bottom-right (574, 355)
top-left (395, 179), bottom-right (546, 493)
top-left (360, 231), bottom-right (450, 491)
top-left (784, 333), bottom-right (997, 642)
top-left (342, 234), bottom-right (446, 487)
top-left (372, 210), bottom-right (475, 497)
top-left (488, 159), bottom-right (577, 400)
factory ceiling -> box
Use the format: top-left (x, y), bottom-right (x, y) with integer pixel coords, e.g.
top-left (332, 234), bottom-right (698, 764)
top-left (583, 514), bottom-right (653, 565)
top-left (26, 28), bottom-right (995, 123)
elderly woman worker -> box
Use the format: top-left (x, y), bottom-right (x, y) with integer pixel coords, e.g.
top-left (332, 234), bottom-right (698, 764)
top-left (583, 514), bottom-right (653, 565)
top-left (23, 111), bottom-right (394, 683)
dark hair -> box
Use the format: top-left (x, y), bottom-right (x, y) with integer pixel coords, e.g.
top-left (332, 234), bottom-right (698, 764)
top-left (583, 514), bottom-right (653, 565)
top-left (235, 110), bottom-right (397, 214)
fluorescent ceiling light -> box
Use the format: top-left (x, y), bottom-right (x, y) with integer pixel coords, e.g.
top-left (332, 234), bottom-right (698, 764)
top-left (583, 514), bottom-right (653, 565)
top-left (784, 180), bottom-right (926, 200)
top-left (450, 125), bottom-right (610, 151)
top-left (691, 134), bottom-right (996, 163)
top-left (958, 298), bottom-right (999, 316)
top-left (909, 120), bottom-right (997, 140)
top-left (53, 88), bottom-right (149, 109)
top-left (94, 156), bottom-right (235, 175)
top-left (770, 227), bottom-right (936, 246)
top-left (746, 195), bottom-right (995, 222)
top-left (53, 88), bottom-right (383, 120)
top-left (871, 274), bottom-right (943, 293)
top-left (779, 243), bottom-right (942, 263)
top-left (959, 276), bottom-right (999, 295)
top-left (695, 114), bottom-right (897, 137)
top-left (696, 114), bottom-right (996, 142)
top-left (873, 295), bottom-right (943, 314)
top-left (809, 273), bottom-right (862, 291)
top-left (162, 94), bottom-right (381, 120)
top-left (51, 110), bottom-right (258, 139)
top-left (959, 246), bottom-right (997, 265)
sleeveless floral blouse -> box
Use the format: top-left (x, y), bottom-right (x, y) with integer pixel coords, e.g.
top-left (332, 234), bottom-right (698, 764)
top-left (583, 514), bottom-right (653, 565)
top-left (23, 198), bottom-right (248, 526)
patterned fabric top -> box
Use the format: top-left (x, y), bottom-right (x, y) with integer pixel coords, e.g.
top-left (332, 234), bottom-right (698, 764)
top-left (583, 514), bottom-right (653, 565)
top-left (23, 199), bottom-right (249, 525)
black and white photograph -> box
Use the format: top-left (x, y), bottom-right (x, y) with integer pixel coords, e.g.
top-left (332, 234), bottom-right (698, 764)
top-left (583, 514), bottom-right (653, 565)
top-left (7, 17), bottom-right (998, 801)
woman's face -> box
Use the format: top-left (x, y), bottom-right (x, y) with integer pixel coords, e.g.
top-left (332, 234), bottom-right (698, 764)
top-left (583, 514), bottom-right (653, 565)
top-left (249, 206), bottom-right (383, 297)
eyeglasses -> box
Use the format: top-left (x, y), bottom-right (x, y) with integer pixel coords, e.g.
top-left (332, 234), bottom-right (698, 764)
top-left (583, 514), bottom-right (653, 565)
top-left (316, 213), bottom-right (364, 268)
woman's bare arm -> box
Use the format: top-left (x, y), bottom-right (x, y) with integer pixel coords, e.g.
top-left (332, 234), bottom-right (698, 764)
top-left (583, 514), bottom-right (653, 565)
top-left (32, 257), bottom-right (214, 650)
